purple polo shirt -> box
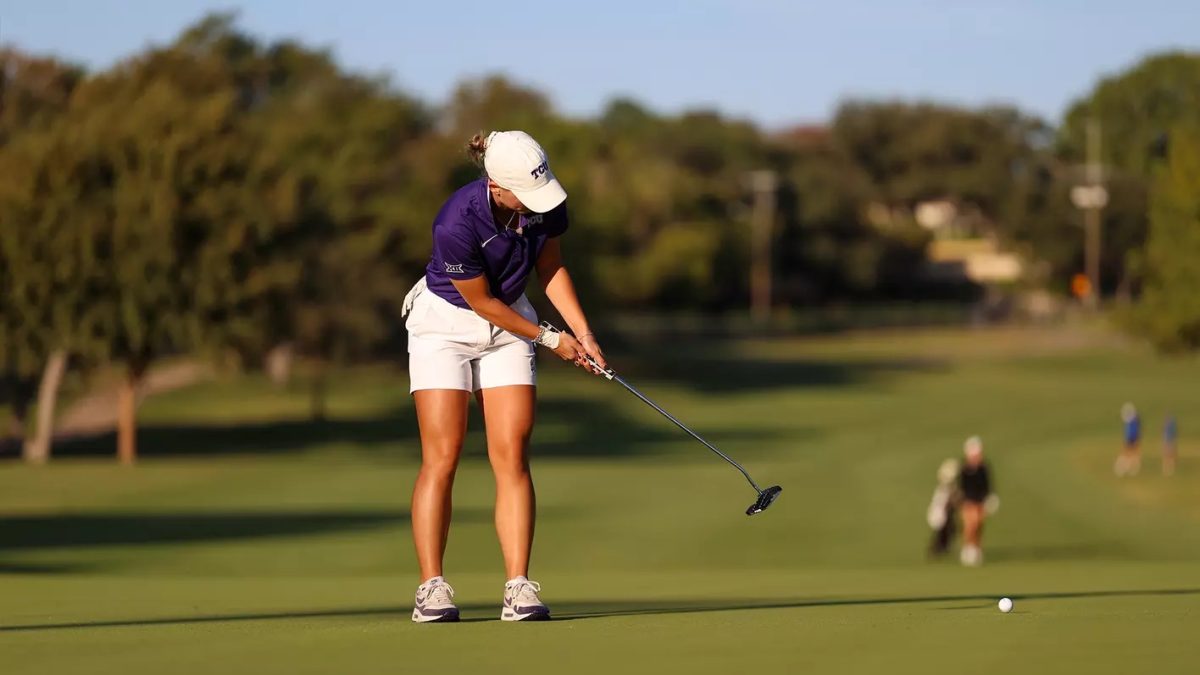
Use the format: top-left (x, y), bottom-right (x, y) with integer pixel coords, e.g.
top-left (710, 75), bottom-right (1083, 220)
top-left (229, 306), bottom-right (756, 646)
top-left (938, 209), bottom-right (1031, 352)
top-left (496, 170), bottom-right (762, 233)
top-left (425, 178), bottom-right (568, 308)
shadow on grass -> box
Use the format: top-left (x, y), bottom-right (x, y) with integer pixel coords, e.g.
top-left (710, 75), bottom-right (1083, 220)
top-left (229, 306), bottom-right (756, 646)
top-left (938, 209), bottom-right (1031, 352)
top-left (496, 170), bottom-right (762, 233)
top-left (0, 509), bottom-right (473, 551)
top-left (514, 588), bottom-right (1200, 622)
top-left (49, 411), bottom-right (420, 458)
top-left (3, 588), bottom-right (1197, 632)
top-left (0, 561), bottom-right (104, 574)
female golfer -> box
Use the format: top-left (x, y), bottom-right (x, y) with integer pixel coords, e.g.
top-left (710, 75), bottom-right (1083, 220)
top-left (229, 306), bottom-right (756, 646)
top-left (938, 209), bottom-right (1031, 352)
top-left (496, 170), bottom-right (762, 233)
top-left (402, 130), bottom-right (605, 622)
top-left (958, 436), bottom-right (994, 566)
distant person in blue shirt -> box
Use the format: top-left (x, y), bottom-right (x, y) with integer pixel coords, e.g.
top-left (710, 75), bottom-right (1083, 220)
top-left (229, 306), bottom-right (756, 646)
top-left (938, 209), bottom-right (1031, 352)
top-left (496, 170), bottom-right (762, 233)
top-left (1163, 414), bottom-right (1178, 477)
top-left (1115, 402), bottom-right (1141, 477)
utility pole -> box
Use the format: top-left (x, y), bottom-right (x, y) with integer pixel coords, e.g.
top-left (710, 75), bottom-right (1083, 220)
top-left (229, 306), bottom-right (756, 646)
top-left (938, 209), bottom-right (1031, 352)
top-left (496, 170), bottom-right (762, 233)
top-left (1070, 118), bottom-right (1107, 309)
top-left (749, 170), bottom-right (778, 323)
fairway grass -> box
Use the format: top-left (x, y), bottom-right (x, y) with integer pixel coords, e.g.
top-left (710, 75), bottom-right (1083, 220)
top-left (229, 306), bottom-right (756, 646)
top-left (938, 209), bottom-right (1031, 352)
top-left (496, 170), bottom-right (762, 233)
top-left (2, 325), bottom-right (1198, 674)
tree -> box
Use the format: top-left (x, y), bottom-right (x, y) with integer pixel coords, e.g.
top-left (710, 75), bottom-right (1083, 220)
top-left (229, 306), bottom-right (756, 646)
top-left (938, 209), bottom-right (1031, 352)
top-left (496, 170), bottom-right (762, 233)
top-left (240, 35), bottom-right (433, 418)
top-left (1059, 52), bottom-right (1200, 178)
top-left (6, 15), bottom-right (442, 463)
top-left (446, 76), bottom-right (554, 140)
top-left (1058, 52), bottom-right (1200, 295)
top-left (772, 128), bottom-right (933, 303)
top-left (56, 32), bottom-right (292, 462)
top-left (832, 101), bottom-right (1050, 226)
top-left (1127, 124), bottom-right (1200, 352)
top-left (1004, 168), bottom-right (1147, 296)
top-left (0, 48), bottom-right (84, 141)
top-left (0, 130), bottom-right (101, 463)
top-left (0, 49), bottom-right (86, 462)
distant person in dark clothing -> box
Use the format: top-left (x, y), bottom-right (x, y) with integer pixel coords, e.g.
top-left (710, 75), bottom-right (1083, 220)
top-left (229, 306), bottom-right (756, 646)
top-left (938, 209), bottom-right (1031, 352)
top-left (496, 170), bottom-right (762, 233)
top-left (1163, 415), bottom-right (1178, 477)
top-left (958, 436), bottom-right (995, 567)
top-left (1115, 402), bottom-right (1141, 477)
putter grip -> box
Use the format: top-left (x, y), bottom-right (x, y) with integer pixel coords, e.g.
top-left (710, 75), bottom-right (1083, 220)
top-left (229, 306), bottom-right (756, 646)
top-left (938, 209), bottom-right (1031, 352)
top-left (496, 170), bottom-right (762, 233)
top-left (585, 355), bottom-right (615, 380)
top-left (539, 322), bottom-right (615, 379)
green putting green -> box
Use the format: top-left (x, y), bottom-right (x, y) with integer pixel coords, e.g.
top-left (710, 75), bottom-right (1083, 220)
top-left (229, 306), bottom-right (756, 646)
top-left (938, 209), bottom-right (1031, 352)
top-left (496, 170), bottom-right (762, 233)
top-left (2, 326), bottom-right (1197, 675)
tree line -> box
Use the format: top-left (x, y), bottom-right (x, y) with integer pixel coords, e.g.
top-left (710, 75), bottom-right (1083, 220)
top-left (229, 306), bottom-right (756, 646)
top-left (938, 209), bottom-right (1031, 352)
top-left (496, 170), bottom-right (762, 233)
top-left (2, 14), bottom-right (1198, 462)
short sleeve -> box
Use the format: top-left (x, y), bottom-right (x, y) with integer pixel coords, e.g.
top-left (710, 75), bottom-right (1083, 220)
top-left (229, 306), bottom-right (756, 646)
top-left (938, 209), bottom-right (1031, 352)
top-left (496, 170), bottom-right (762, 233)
top-left (433, 223), bottom-right (483, 280)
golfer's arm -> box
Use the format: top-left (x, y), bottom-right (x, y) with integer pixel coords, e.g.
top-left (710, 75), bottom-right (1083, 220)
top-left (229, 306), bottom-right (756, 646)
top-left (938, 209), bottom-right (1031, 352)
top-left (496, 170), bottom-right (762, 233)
top-left (450, 276), bottom-right (540, 340)
top-left (536, 238), bottom-right (592, 337)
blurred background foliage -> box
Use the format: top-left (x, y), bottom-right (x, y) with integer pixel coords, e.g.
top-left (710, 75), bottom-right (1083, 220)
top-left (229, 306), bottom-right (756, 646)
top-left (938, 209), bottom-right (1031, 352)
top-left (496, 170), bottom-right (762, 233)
top-left (2, 14), bottom-right (1199, 459)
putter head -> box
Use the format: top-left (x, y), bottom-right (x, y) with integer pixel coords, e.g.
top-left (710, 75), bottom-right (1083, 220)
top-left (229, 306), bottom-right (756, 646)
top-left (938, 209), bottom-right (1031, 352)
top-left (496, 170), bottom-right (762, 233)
top-left (746, 485), bottom-right (782, 516)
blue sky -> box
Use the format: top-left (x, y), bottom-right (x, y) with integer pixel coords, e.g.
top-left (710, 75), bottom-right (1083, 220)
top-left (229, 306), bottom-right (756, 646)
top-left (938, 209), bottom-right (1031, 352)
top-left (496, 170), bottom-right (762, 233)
top-left (3, 0), bottom-right (1198, 128)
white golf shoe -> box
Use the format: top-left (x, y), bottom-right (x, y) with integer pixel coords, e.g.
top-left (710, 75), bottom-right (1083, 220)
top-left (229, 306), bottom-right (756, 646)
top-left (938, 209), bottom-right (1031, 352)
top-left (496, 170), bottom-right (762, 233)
top-left (412, 576), bottom-right (460, 623)
top-left (960, 545), bottom-right (983, 567)
top-left (501, 577), bottom-right (550, 621)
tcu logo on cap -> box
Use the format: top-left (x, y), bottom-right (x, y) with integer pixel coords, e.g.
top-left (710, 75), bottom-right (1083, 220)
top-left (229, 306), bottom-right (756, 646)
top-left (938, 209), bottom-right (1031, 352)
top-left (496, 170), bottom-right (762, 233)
top-left (530, 161), bottom-right (549, 179)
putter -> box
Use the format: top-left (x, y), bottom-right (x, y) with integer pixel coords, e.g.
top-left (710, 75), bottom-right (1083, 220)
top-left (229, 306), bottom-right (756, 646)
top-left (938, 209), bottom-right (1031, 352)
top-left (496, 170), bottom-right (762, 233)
top-left (541, 322), bottom-right (782, 515)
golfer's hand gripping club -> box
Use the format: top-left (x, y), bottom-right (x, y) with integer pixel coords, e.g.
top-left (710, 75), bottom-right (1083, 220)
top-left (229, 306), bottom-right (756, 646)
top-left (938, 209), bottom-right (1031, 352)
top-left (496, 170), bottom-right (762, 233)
top-left (539, 322), bottom-right (611, 377)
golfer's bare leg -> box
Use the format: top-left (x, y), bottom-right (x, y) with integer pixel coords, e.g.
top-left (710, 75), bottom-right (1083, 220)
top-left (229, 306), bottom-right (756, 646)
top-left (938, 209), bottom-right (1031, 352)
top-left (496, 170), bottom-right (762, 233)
top-left (412, 389), bottom-right (471, 581)
top-left (477, 385), bottom-right (537, 580)
top-left (961, 502), bottom-right (984, 547)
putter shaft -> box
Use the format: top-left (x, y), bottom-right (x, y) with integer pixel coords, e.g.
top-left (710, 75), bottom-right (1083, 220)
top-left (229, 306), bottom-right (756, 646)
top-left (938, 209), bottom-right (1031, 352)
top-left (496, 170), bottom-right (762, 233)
top-left (586, 356), bottom-right (764, 493)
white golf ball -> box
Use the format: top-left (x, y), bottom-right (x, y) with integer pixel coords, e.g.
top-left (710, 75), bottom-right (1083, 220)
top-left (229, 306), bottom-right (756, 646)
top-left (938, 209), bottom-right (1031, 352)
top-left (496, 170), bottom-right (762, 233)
top-left (998, 597), bottom-right (1013, 613)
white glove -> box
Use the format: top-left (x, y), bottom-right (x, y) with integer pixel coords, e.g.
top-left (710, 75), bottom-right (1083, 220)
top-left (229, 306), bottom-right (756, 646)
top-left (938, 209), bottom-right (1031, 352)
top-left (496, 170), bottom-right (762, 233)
top-left (534, 322), bottom-right (562, 349)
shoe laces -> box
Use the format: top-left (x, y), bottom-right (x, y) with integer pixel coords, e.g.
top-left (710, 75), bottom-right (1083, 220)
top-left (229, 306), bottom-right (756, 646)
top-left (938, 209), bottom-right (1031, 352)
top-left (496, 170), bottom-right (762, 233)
top-left (507, 579), bottom-right (542, 604)
top-left (424, 579), bottom-right (455, 605)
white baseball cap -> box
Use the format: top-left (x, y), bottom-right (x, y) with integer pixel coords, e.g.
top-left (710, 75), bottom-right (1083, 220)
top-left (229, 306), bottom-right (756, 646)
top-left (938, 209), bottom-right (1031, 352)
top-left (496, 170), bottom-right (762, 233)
top-left (963, 435), bottom-right (983, 457)
top-left (483, 130), bottom-right (567, 213)
top-left (1121, 402), bottom-right (1137, 422)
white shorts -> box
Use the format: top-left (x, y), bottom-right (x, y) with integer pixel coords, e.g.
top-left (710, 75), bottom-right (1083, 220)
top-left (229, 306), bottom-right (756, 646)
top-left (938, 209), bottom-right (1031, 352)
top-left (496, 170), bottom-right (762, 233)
top-left (404, 279), bottom-right (538, 393)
